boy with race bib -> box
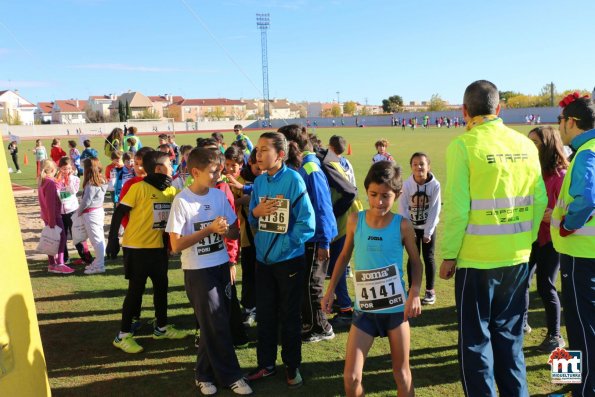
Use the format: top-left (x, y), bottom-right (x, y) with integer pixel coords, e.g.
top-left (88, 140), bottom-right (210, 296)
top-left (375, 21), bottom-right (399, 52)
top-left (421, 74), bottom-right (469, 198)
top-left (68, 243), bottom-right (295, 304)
top-left (322, 160), bottom-right (423, 397)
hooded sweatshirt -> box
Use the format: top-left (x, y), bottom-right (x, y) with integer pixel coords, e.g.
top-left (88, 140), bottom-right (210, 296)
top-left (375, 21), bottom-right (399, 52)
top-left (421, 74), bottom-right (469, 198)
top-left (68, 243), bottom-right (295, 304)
top-left (398, 172), bottom-right (441, 239)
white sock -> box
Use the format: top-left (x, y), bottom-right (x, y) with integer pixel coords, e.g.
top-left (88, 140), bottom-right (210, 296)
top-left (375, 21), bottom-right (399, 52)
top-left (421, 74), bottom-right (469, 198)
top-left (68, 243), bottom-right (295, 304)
top-left (118, 332), bottom-right (131, 339)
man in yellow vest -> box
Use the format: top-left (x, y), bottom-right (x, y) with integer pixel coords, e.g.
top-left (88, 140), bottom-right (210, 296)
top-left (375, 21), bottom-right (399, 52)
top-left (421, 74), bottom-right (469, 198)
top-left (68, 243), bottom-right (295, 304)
top-left (550, 93), bottom-right (595, 397)
top-left (440, 80), bottom-right (547, 397)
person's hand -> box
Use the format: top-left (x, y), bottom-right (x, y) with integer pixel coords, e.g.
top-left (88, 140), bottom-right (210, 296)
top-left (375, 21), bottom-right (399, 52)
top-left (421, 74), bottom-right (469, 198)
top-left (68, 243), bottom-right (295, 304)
top-left (404, 291), bottom-right (421, 320)
top-left (226, 174), bottom-right (244, 190)
top-left (321, 291), bottom-right (335, 314)
top-left (422, 236), bottom-right (431, 244)
top-left (439, 260), bottom-right (457, 280)
top-left (542, 208), bottom-right (553, 224)
top-left (229, 263), bottom-right (237, 285)
top-left (208, 217), bottom-right (229, 236)
top-left (252, 198), bottom-right (278, 218)
top-left (317, 247), bottom-right (330, 263)
top-left (106, 237), bottom-right (120, 259)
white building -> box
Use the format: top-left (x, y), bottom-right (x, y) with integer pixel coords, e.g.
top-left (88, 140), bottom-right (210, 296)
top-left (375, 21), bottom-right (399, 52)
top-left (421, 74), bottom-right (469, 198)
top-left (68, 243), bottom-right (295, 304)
top-left (34, 102), bottom-right (53, 124)
top-left (88, 95), bottom-right (116, 118)
top-left (0, 90), bottom-right (36, 125)
top-left (52, 100), bottom-right (87, 124)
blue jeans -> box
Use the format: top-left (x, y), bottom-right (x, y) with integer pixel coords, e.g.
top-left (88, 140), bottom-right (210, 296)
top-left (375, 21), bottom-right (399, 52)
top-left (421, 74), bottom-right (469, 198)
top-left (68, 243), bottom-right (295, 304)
top-left (327, 236), bottom-right (352, 310)
top-left (455, 264), bottom-right (529, 397)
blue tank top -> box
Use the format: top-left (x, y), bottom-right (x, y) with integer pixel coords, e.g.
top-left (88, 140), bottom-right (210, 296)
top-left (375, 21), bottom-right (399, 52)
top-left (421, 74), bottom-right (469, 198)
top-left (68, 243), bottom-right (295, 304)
top-left (353, 210), bottom-right (407, 314)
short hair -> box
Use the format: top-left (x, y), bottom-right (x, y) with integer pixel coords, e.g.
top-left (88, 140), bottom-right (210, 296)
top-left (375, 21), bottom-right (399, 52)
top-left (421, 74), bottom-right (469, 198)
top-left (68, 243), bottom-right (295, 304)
top-left (187, 147), bottom-right (219, 172)
top-left (135, 146), bottom-right (154, 160)
top-left (211, 132), bottom-right (224, 143)
top-left (58, 156), bottom-right (72, 168)
top-left (123, 151), bottom-right (133, 162)
top-left (375, 139), bottom-right (389, 148)
top-left (196, 137), bottom-right (218, 149)
top-left (68, 140), bottom-right (77, 148)
top-left (562, 96), bottom-right (595, 131)
top-left (110, 150), bottom-right (123, 160)
top-left (83, 139), bottom-right (91, 148)
top-left (225, 145), bottom-right (244, 164)
top-left (463, 80), bottom-right (500, 117)
top-left (158, 134), bottom-right (168, 141)
top-left (126, 137), bottom-right (137, 145)
top-left (180, 145), bottom-right (193, 156)
top-left (409, 152), bottom-right (430, 165)
top-left (364, 161), bottom-right (403, 194)
top-left (128, 126), bottom-right (137, 134)
top-left (232, 139), bottom-right (247, 151)
top-left (142, 151), bottom-right (170, 174)
top-left (233, 124), bottom-right (242, 131)
top-left (329, 135), bottom-right (347, 154)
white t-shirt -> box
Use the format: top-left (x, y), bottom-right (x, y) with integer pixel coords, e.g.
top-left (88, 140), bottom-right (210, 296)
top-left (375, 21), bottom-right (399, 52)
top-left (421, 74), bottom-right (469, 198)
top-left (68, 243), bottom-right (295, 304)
top-left (166, 187), bottom-right (237, 270)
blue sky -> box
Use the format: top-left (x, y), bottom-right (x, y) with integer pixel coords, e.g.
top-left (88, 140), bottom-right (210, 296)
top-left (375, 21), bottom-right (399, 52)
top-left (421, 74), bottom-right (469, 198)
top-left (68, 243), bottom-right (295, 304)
top-left (1, 0), bottom-right (594, 106)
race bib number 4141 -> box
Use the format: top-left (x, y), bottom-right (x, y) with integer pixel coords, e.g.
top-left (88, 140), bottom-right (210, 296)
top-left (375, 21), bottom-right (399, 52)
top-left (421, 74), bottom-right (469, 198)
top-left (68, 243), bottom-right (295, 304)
top-left (354, 264), bottom-right (405, 312)
top-left (258, 197), bottom-right (290, 234)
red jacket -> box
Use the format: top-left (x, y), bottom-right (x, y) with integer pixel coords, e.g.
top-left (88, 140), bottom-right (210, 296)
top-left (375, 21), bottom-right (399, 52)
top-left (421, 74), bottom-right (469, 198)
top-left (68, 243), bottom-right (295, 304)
top-left (216, 180), bottom-right (239, 263)
top-left (50, 146), bottom-right (66, 163)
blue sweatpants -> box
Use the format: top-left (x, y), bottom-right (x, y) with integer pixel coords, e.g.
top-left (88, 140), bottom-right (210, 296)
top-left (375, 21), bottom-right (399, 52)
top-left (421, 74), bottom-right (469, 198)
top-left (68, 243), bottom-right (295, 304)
top-left (560, 255), bottom-right (595, 397)
top-left (455, 264), bottom-right (529, 397)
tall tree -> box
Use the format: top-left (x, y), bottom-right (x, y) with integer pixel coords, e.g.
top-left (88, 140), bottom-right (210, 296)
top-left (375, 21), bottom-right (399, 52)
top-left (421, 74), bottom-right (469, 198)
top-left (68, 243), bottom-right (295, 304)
top-left (118, 101), bottom-right (125, 122)
top-left (428, 94), bottom-right (447, 111)
top-left (343, 101), bottom-right (357, 115)
top-left (381, 95), bottom-right (403, 113)
top-left (125, 100), bottom-right (131, 120)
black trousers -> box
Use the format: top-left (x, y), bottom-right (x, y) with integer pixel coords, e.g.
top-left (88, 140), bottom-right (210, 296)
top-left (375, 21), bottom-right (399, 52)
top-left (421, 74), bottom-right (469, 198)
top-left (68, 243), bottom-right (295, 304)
top-left (11, 154), bottom-right (19, 171)
top-left (240, 246), bottom-right (256, 310)
top-left (120, 248), bottom-right (168, 332)
top-left (524, 241), bottom-right (561, 337)
top-left (406, 228), bottom-right (436, 290)
top-left (256, 256), bottom-right (304, 370)
top-left (185, 264), bottom-right (242, 386)
top-left (301, 242), bottom-right (331, 334)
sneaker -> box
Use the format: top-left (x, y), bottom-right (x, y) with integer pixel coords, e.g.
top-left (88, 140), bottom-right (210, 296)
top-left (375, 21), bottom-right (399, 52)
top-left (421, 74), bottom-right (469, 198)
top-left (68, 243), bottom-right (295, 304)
top-left (153, 324), bottom-right (188, 340)
top-left (230, 378), bottom-right (253, 395)
top-left (48, 264), bottom-right (75, 274)
top-left (538, 334), bottom-right (566, 352)
top-left (524, 323), bottom-right (532, 334)
top-left (421, 290), bottom-right (436, 305)
top-left (195, 381), bottom-right (217, 396)
top-left (70, 258), bottom-right (86, 266)
top-left (245, 366), bottom-right (277, 382)
top-left (16, 170), bottom-right (22, 174)
top-left (303, 328), bottom-right (335, 343)
top-left (130, 317), bottom-right (142, 335)
top-left (243, 311), bottom-right (256, 328)
top-left (286, 367), bottom-right (303, 389)
top-left (113, 334), bottom-right (143, 353)
top-left (84, 265), bottom-right (105, 275)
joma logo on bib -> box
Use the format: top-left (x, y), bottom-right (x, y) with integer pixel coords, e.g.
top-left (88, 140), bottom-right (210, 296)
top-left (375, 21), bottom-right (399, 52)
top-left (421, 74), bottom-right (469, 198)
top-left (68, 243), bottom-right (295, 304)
top-left (367, 236), bottom-right (383, 241)
top-left (355, 266), bottom-right (396, 282)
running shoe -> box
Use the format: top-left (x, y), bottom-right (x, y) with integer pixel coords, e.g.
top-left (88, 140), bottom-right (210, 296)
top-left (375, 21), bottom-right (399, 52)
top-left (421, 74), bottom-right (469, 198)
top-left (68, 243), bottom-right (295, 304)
top-left (421, 290), bottom-right (436, 305)
top-left (230, 378), bottom-right (253, 395)
top-left (152, 324), bottom-right (188, 340)
top-left (48, 264), bottom-right (75, 274)
top-left (286, 367), bottom-right (303, 389)
top-left (302, 328), bottom-right (335, 343)
top-left (245, 366), bottom-right (277, 381)
top-left (538, 334), bottom-right (565, 352)
top-left (113, 334), bottom-right (143, 354)
top-left (195, 381), bottom-right (217, 396)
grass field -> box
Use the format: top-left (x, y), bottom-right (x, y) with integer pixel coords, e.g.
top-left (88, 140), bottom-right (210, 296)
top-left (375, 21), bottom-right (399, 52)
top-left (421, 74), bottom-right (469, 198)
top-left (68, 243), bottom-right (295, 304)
top-left (9, 125), bottom-right (571, 396)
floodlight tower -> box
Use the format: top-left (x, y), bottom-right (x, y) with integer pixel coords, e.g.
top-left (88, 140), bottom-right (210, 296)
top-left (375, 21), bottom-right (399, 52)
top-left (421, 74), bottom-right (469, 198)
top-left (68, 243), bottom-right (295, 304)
top-left (256, 13), bottom-right (270, 124)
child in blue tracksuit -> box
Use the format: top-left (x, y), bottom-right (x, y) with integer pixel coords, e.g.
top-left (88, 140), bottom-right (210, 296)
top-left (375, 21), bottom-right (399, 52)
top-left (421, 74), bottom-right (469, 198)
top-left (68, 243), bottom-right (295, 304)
top-left (278, 125), bottom-right (337, 342)
top-left (246, 132), bottom-right (315, 389)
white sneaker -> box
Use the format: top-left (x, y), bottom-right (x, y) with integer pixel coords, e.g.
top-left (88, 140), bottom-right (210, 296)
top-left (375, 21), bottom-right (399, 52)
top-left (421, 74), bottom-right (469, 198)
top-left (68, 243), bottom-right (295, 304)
top-left (230, 378), bottom-right (253, 395)
top-left (84, 265), bottom-right (105, 275)
top-left (16, 170), bottom-right (22, 174)
top-left (195, 381), bottom-right (217, 395)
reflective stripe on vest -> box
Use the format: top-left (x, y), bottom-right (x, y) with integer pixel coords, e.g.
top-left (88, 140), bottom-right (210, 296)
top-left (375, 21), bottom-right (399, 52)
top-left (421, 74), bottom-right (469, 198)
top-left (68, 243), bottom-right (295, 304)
top-left (551, 218), bottom-right (595, 236)
top-left (470, 196), bottom-right (533, 210)
top-left (466, 220), bottom-right (533, 235)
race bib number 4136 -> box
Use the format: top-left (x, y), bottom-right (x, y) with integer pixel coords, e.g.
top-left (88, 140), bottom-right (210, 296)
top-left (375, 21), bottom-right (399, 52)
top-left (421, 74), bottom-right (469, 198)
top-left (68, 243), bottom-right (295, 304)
top-left (354, 264), bottom-right (405, 312)
top-left (258, 197), bottom-right (290, 234)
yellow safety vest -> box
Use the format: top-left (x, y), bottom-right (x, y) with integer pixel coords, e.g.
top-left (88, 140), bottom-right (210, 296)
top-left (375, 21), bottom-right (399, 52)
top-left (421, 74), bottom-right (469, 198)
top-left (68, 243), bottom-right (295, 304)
top-left (442, 119), bottom-right (547, 269)
top-left (551, 138), bottom-right (595, 258)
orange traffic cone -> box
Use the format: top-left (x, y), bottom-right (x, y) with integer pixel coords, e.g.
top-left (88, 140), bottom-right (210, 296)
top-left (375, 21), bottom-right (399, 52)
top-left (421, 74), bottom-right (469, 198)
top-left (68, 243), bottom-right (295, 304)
top-left (347, 144), bottom-right (352, 155)
top-left (23, 153), bottom-right (29, 166)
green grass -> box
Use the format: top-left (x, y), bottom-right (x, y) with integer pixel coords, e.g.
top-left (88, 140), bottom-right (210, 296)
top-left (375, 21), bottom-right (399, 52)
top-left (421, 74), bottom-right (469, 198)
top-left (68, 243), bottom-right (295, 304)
top-left (21, 125), bottom-right (571, 396)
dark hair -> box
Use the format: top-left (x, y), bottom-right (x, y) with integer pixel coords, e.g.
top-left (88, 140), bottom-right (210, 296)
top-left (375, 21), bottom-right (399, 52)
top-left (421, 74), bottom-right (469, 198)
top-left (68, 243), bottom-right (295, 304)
top-left (233, 124), bottom-right (242, 131)
top-left (364, 161), bottom-right (403, 194)
top-left (187, 147), bottom-right (219, 172)
top-left (110, 150), bottom-right (123, 160)
top-left (285, 141), bottom-right (303, 169)
top-left (180, 144), bottom-right (193, 156)
top-left (123, 151), bottom-right (133, 162)
top-left (562, 97), bottom-right (595, 131)
top-left (278, 124), bottom-right (311, 152)
top-left (58, 156), bottom-right (72, 168)
top-left (134, 146), bottom-right (154, 160)
top-left (259, 132), bottom-right (288, 160)
top-left (158, 143), bottom-right (170, 152)
top-left (232, 139), bottom-right (247, 151)
top-left (225, 145), bottom-right (244, 164)
top-left (128, 126), bottom-right (137, 135)
top-left (158, 134), bottom-right (168, 141)
top-left (529, 126), bottom-right (569, 175)
top-left (142, 151), bottom-right (170, 174)
top-left (463, 80), bottom-right (500, 117)
top-left (196, 137), bottom-right (218, 149)
top-left (68, 140), bottom-right (77, 148)
top-left (409, 152), bottom-right (430, 165)
top-left (126, 136), bottom-right (137, 145)
top-left (107, 128), bottom-right (124, 145)
top-left (52, 138), bottom-right (60, 146)
top-left (83, 139), bottom-right (91, 148)
top-left (329, 135), bottom-right (346, 155)
top-left (211, 132), bottom-right (224, 143)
